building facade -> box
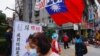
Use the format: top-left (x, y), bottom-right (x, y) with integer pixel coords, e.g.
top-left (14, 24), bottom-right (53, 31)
top-left (15, 0), bottom-right (55, 27)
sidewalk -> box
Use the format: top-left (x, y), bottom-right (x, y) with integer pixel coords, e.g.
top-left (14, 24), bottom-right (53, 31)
top-left (60, 44), bottom-right (100, 56)
top-left (60, 44), bottom-right (75, 56)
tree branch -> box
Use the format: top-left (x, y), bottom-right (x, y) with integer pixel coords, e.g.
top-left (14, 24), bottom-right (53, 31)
top-left (17, 0), bottom-right (21, 9)
top-left (6, 7), bottom-right (19, 15)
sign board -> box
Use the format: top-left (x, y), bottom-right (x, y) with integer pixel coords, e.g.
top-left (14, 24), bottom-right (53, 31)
top-left (35, 0), bottom-right (63, 10)
top-left (62, 23), bottom-right (73, 29)
top-left (74, 24), bottom-right (78, 30)
top-left (88, 6), bottom-right (94, 21)
top-left (12, 21), bottom-right (42, 56)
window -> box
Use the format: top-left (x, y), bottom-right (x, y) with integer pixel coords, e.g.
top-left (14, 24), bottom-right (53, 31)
top-left (48, 16), bottom-right (53, 23)
top-left (34, 11), bottom-right (40, 17)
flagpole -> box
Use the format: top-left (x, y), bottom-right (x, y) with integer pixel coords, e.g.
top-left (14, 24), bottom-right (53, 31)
top-left (78, 23), bottom-right (81, 35)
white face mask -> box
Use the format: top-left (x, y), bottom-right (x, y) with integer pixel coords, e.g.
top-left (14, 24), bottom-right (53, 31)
top-left (24, 49), bottom-right (38, 56)
top-left (29, 49), bottom-right (36, 54)
top-left (29, 49), bottom-right (38, 56)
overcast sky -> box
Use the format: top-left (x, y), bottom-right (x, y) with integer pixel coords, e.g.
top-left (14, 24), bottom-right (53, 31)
top-left (0, 0), bottom-right (15, 17)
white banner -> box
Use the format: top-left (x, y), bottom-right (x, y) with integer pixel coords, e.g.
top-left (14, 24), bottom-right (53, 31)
top-left (74, 24), bottom-right (78, 30)
top-left (12, 21), bottom-right (42, 56)
top-left (95, 0), bottom-right (100, 17)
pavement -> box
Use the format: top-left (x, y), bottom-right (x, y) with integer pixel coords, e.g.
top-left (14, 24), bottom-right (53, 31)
top-left (60, 44), bottom-right (75, 56)
top-left (84, 45), bottom-right (100, 56)
top-left (60, 44), bottom-right (100, 56)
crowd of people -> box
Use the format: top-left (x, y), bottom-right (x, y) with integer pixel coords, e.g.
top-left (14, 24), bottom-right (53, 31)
top-left (5, 26), bottom-right (88, 56)
top-left (24, 31), bottom-right (87, 56)
top-left (87, 30), bottom-right (100, 48)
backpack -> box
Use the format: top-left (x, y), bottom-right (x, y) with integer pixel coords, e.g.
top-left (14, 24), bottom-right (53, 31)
top-left (75, 38), bottom-right (82, 43)
top-left (82, 42), bottom-right (88, 55)
top-left (63, 35), bottom-right (69, 42)
top-left (75, 37), bottom-right (88, 55)
top-left (52, 40), bottom-right (61, 54)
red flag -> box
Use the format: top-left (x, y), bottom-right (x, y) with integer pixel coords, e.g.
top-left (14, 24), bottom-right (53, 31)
top-left (46, 0), bottom-right (85, 26)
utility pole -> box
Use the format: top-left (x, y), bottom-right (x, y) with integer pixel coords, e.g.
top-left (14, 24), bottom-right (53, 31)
top-left (29, 0), bottom-right (32, 23)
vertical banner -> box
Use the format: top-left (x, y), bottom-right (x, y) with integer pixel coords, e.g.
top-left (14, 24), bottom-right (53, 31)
top-left (94, 0), bottom-right (100, 18)
top-left (12, 21), bottom-right (42, 56)
top-left (88, 6), bottom-right (94, 21)
top-left (35, 0), bottom-right (47, 10)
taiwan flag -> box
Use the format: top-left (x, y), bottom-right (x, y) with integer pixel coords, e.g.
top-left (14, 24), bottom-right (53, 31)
top-left (46, 0), bottom-right (85, 26)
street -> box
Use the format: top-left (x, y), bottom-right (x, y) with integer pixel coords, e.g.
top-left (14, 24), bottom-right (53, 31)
top-left (61, 44), bottom-right (100, 56)
top-left (0, 0), bottom-right (100, 56)
top-left (84, 46), bottom-right (100, 56)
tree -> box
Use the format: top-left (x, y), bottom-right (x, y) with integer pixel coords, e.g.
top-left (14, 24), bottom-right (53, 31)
top-left (6, 0), bottom-right (23, 21)
top-left (0, 10), bottom-right (7, 38)
top-left (0, 10), bottom-right (6, 25)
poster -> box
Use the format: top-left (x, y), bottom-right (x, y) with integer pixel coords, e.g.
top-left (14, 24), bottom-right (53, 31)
top-left (12, 21), bottom-right (42, 56)
top-left (73, 24), bottom-right (78, 30)
top-left (88, 6), bottom-right (94, 21)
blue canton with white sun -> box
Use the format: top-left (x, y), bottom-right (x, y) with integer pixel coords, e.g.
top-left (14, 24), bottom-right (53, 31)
top-left (46, 1), bottom-right (67, 14)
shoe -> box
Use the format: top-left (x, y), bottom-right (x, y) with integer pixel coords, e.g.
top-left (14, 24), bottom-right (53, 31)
top-left (67, 47), bottom-right (70, 48)
top-left (64, 48), bottom-right (66, 49)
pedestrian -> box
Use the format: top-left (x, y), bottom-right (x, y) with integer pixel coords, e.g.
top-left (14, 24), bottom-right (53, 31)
top-left (75, 32), bottom-right (87, 56)
top-left (5, 26), bottom-right (13, 56)
top-left (63, 32), bottom-right (69, 49)
top-left (96, 31), bottom-right (100, 41)
top-left (27, 32), bottom-right (59, 56)
top-left (52, 31), bottom-right (59, 41)
top-left (51, 38), bottom-right (61, 55)
top-left (51, 31), bottom-right (61, 55)
top-left (24, 34), bottom-right (34, 56)
top-left (95, 31), bottom-right (100, 47)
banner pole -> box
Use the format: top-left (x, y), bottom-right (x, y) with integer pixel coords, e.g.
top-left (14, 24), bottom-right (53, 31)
top-left (78, 23), bottom-right (81, 35)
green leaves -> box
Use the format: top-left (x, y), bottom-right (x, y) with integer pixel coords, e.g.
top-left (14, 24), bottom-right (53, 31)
top-left (0, 11), bottom-right (6, 25)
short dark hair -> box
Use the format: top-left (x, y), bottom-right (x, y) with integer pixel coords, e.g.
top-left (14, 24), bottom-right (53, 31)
top-left (26, 34), bottom-right (33, 42)
top-left (31, 32), bottom-right (51, 55)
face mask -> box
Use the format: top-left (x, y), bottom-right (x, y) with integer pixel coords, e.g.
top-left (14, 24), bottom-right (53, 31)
top-left (29, 49), bottom-right (38, 56)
